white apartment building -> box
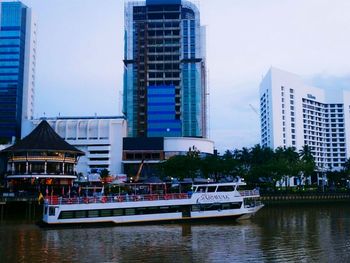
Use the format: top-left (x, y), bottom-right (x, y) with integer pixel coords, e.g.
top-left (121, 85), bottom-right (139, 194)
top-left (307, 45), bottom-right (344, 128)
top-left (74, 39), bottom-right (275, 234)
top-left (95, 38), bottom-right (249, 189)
top-left (260, 67), bottom-right (350, 171)
top-left (28, 116), bottom-right (127, 177)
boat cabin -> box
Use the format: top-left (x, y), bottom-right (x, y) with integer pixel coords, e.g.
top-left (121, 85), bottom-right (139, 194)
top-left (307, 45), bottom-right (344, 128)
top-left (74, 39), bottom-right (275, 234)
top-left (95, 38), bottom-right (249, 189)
top-left (192, 182), bottom-right (245, 193)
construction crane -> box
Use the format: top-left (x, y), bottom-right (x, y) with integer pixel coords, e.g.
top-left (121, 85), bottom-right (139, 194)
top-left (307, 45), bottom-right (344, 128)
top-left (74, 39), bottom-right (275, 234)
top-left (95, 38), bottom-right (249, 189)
top-left (249, 104), bottom-right (259, 116)
top-left (134, 159), bottom-right (145, 183)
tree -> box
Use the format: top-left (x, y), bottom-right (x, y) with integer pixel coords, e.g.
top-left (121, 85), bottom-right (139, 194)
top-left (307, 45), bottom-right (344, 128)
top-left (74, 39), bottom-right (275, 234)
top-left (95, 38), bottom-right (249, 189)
top-left (299, 145), bottom-right (316, 185)
top-left (222, 150), bottom-right (240, 178)
top-left (161, 148), bottom-right (201, 180)
top-left (200, 154), bottom-right (224, 182)
top-left (326, 170), bottom-right (345, 188)
top-left (186, 147), bottom-right (201, 179)
top-left (342, 158), bottom-right (350, 174)
top-left (233, 147), bottom-right (251, 179)
top-left (99, 169), bottom-right (110, 179)
top-left (273, 146), bottom-right (300, 188)
top-left (161, 155), bottom-right (188, 180)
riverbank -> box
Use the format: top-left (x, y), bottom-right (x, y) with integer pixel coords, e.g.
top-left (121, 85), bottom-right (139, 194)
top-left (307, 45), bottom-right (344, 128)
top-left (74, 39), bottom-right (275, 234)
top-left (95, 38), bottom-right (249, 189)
top-left (261, 193), bottom-right (350, 205)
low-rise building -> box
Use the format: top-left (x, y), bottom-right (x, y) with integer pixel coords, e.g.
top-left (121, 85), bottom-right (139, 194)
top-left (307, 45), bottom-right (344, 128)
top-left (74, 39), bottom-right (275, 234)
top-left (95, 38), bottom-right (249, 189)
top-left (27, 116), bottom-right (127, 178)
top-left (123, 136), bottom-right (214, 178)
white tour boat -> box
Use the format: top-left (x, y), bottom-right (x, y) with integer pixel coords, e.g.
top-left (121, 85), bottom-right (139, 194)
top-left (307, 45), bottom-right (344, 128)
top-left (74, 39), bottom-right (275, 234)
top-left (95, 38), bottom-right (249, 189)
top-left (42, 181), bottom-right (263, 226)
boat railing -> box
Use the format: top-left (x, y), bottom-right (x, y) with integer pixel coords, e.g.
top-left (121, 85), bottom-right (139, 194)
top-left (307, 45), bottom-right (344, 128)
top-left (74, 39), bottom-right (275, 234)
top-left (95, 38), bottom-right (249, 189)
top-left (238, 189), bottom-right (260, 197)
top-left (45, 193), bottom-right (190, 205)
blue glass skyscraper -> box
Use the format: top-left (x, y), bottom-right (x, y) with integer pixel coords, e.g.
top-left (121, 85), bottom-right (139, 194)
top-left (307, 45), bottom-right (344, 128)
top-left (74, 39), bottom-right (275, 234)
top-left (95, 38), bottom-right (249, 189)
top-left (124, 0), bottom-right (207, 138)
top-left (0, 2), bottom-right (36, 141)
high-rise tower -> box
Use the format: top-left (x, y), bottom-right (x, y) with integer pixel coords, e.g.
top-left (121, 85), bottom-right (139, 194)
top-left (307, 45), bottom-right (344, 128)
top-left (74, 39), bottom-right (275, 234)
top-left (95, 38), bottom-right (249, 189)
top-left (260, 67), bottom-right (350, 171)
top-left (123, 0), bottom-right (207, 138)
top-left (0, 2), bottom-right (36, 141)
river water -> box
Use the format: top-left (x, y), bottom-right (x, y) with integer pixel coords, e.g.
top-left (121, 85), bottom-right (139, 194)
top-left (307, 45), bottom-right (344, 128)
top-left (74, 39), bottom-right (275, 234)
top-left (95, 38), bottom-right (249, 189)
top-left (1, 203), bottom-right (350, 263)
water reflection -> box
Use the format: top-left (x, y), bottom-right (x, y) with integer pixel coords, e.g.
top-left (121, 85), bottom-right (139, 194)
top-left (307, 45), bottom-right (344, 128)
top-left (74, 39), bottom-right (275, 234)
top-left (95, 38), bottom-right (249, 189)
top-left (255, 204), bottom-right (350, 262)
top-left (1, 204), bottom-right (350, 262)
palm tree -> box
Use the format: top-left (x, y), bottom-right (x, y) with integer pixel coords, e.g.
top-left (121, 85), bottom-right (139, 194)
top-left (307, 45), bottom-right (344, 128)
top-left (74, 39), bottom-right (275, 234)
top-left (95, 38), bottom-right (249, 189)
top-left (299, 145), bottom-right (316, 186)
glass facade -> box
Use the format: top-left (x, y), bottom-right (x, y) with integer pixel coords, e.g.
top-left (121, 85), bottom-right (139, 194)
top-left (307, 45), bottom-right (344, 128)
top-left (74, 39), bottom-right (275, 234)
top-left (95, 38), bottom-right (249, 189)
top-left (0, 2), bottom-right (28, 140)
top-left (147, 85), bottom-right (181, 137)
top-left (124, 0), bottom-right (207, 138)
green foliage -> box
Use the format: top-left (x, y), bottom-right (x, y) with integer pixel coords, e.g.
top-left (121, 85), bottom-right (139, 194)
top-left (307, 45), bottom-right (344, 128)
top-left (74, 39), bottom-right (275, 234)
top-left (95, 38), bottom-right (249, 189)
top-left (161, 144), bottom-right (322, 189)
top-left (0, 137), bottom-right (10, 144)
top-left (161, 153), bottom-right (200, 180)
top-left (99, 169), bottom-right (110, 179)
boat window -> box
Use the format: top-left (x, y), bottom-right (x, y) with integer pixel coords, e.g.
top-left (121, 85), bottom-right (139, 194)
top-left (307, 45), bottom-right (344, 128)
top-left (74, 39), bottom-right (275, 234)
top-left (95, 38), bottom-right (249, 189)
top-left (113, 209), bottom-right (123, 216)
top-left (217, 185), bottom-right (234, 192)
top-left (136, 207), bottom-right (147, 215)
top-left (196, 186), bottom-right (207, 192)
top-left (88, 210), bottom-right (99, 218)
top-left (231, 202), bottom-right (242, 209)
top-left (59, 211), bottom-right (74, 219)
top-left (49, 207), bottom-right (56, 216)
top-left (222, 203), bottom-right (230, 209)
top-left (56, 205), bottom-right (188, 220)
top-left (125, 208), bottom-right (135, 215)
top-left (100, 210), bottom-right (113, 217)
top-left (207, 186), bottom-right (216, 192)
top-left (191, 202), bottom-right (243, 212)
top-left (75, 211), bottom-right (86, 218)
top-left (192, 205), bottom-right (200, 211)
top-left (44, 207), bottom-right (48, 215)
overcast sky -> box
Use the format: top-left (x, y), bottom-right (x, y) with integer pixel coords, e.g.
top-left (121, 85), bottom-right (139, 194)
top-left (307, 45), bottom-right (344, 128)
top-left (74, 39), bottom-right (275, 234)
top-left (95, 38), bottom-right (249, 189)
top-left (16, 0), bottom-right (350, 152)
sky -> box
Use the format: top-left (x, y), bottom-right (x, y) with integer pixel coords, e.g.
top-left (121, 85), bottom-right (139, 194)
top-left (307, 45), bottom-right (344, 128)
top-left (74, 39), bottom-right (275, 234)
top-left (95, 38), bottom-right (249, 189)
top-left (13, 0), bottom-right (350, 152)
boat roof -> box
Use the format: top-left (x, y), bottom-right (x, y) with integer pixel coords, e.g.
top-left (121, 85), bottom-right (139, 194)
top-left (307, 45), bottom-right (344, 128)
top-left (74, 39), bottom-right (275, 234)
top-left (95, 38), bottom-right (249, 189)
top-left (193, 182), bottom-right (246, 187)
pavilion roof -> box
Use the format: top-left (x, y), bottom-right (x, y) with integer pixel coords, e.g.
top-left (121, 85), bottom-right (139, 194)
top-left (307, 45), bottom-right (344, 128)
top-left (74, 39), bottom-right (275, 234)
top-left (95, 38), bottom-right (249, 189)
top-left (0, 120), bottom-right (84, 155)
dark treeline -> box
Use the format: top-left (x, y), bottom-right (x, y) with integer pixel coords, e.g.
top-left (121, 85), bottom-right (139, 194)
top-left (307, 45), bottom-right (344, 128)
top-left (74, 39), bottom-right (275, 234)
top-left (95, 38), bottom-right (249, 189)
top-left (161, 145), bottom-right (350, 190)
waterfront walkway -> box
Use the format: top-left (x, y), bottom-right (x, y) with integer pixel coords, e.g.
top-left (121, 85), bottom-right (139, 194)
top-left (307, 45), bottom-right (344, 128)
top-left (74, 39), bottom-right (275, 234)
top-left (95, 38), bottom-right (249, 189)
top-left (261, 192), bottom-right (350, 204)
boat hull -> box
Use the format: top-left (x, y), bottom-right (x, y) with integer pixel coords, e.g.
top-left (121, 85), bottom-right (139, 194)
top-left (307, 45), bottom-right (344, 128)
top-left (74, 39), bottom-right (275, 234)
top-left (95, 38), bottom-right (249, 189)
top-left (39, 213), bottom-right (252, 228)
top-left (41, 203), bottom-right (263, 227)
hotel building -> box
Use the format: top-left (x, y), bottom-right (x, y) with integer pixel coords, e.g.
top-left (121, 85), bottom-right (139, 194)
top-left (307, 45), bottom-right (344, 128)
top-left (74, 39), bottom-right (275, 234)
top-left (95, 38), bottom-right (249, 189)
top-left (0, 1), bottom-right (36, 141)
top-left (123, 0), bottom-right (207, 138)
top-left (260, 67), bottom-right (350, 171)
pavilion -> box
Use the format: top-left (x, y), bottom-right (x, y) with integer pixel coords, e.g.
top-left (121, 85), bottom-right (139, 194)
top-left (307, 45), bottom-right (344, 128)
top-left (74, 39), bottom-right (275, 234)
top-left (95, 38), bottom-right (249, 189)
top-left (0, 120), bottom-right (84, 192)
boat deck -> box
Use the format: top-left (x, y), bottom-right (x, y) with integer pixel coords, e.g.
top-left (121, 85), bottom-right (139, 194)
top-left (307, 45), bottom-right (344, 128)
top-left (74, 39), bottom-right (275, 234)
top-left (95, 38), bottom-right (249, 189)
top-left (45, 193), bottom-right (190, 205)
top-left (44, 189), bottom-right (260, 206)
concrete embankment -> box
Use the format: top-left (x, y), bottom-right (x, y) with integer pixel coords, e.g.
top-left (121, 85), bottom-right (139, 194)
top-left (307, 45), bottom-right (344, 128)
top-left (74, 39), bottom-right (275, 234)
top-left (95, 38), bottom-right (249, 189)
top-left (261, 193), bottom-right (350, 205)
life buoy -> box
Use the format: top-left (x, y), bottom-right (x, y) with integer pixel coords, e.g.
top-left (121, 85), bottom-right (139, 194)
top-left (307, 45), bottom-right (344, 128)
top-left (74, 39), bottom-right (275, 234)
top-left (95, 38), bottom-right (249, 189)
top-left (101, 196), bottom-right (107, 203)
